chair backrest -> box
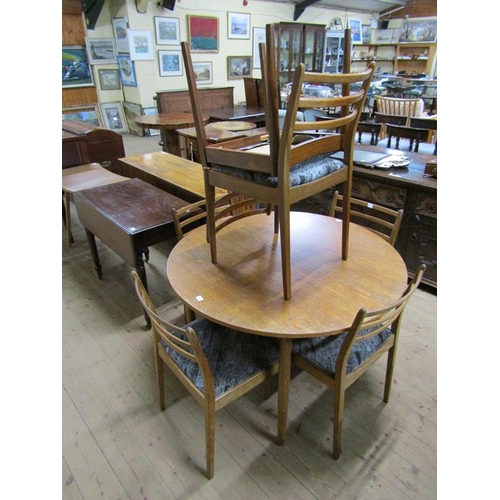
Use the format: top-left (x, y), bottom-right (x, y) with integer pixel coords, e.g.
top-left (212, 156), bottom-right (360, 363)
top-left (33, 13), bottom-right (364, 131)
top-left (243, 77), bottom-right (266, 107)
top-left (172, 192), bottom-right (270, 240)
top-left (269, 22), bottom-right (375, 184)
top-left (337, 264), bottom-right (426, 377)
top-left (375, 96), bottom-right (424, 125)
top-left (329, 191), bottom-right (403, 246)
top-left (131, 270), bottom-right (215, 402)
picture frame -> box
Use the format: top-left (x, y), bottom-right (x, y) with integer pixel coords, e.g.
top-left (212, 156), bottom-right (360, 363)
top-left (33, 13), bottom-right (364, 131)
top-left (362, 25), bottom-right (371, 45)
top-left (373, 29), bottom-right (395, 44)
top-left (62, 105), bottom-right (102, 127)
top-left (127, 29), bottom-right (154, 60)
top-left (85, 37), bottom-right (117, 64)
top-left (333, 17), bottom-right (343, 31)
top-left (228, 12), bottom-right (251, 40)
top-left (252, 27), bottom-right (266, 69)
top-left (188, 15), bottom-right (219, 52)
top-left (117, 55), bottom-right (137, 86)
top-left (98, 69), bottom-right (121, 90)
top-left (123, 101), bottom-right (144, 137)
top-left (398, 17), bottom-right (437, 43)
top-left (348, 18), bottom-right (363, 44)
top-left (62, 45), bottom-right (94, 88)
top-left (154, 16), bottom-right (180, 45)
top-left (99, 102), bottom-right (128, 133)
top-left (227, 56), bottom-right (252, 80)
top-left (112, 17), bottom-right (129, 53)
top-left (192, 61), bottom-right (213, 85)
top-left (158, 50), bottom-right (183, 77)
top-left (143, 107), bottom-right (160, 136)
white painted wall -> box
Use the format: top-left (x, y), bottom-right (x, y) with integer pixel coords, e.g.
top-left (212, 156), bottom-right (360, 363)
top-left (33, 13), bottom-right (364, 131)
top-left (86, 0), bottom-right (375, 108)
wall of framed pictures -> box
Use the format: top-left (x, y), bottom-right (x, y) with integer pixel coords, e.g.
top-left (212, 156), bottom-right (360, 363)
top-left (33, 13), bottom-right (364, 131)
top-left (63, 0), bottom-right (436, 126)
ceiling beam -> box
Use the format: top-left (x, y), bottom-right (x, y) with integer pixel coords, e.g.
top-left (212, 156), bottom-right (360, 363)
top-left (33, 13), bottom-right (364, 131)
top-left (294, 0), bottom-right (321, 20)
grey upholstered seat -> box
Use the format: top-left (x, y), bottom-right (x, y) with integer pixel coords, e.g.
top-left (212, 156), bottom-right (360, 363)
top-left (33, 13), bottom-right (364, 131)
top-left (161, 317), bottom-right (279, 397)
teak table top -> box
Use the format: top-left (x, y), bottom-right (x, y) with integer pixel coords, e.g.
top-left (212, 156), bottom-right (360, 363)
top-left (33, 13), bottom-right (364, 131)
top-left (133, 112), bottom-right (209, 130)
top-left (167, 211), bottom-right (408, 444)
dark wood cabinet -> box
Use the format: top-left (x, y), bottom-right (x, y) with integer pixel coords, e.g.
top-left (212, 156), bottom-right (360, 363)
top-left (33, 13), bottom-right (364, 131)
top-left (292, 147), bottom-right (437, 288)
top-left (272, 22), bottom-right (326, 90)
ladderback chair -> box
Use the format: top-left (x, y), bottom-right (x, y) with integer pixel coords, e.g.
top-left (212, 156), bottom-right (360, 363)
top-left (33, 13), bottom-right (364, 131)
top-left (329, 191), bottom-right (403, 246)
top-left (292, 264), bottom-right (426, 459)
top-left (181, 25), bottom-right (376, 300)
top-left (131, 270), bottom-right (279, 479)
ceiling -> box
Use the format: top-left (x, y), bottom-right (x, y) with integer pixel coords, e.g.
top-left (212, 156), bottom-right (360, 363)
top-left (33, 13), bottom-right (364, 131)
top-left (256, 0), bottom-right (406, 19)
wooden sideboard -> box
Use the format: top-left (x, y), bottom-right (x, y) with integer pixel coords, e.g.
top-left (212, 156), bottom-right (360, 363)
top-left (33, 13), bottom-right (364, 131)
top-left (155, 87), bottom-right (235, 151)
top-left (292, 146), bottom-right (437, 288)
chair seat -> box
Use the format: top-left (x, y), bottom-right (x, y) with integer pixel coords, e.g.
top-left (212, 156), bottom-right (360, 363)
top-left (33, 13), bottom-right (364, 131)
top-left (213, 154), bottom-right (345, 188)
top-left (161, 317), bottom-right (279, 397)
top-left (292, 327), bottom-right (392, 375)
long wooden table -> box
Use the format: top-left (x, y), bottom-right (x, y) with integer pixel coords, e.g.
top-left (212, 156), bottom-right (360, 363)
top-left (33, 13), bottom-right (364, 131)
top-left (166, 211), bottom-right (408, 444)
top-left (118, 151), bottom-right (226, 203)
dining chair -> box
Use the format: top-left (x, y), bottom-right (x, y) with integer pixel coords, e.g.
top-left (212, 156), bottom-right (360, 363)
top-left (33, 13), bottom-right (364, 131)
top-left (181, 25), bottom-right (376, 300)
top-left (292, 264), bottom-right (426, 459)
top-left (329, 191), bottom-right (403, 246)
top-left (131, 270), bottom-right (280, 479)
top-left (375, 96), bottom-right (424, 139)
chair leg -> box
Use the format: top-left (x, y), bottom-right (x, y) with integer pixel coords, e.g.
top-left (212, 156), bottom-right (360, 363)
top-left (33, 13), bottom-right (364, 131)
top-left (279, 203), bottom-right (292, 300)
top-left (333, 385), bottom-right (345, 460)
top-left (383, 348), bottom-right (396, 403)
top-left (205, 404), bottom-right (216, 479)
top-left (205, 184), bottom-right (218, 264)
top-left (155, 350), bottom-right (166, 411)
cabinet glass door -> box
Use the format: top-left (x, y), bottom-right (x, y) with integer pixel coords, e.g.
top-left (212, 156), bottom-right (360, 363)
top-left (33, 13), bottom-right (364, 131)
top-left (323, 32), bottom-right (345, 73)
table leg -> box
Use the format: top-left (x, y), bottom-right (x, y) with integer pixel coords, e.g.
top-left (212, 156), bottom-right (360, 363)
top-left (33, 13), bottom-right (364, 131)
top-left (134, 251), bottom-right (152, 329)
top-left (85, 229), bottom-right (102, 279)
top-left (277, 337), bottom-right (292, 445)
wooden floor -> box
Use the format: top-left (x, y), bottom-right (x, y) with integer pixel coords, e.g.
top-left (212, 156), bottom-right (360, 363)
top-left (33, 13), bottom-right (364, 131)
top-left (62, 134), bottom-right (437, 499)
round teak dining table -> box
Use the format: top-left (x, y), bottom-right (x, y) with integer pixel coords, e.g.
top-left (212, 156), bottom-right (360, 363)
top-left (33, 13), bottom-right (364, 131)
top-left (134, 112), bottom-right (209, 156)
top-left (166, 211), bottom-right (408, 444)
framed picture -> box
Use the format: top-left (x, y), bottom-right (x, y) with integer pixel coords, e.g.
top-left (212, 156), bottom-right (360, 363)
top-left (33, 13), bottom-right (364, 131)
top-left (228, 12), bottom-right (250, 40)
top-left (143, 107), bottom-right (160, 136)
top-left (362, 25), bottom-right (371, 45)
top-left (98, 69), bottom-right (121, 90)
top-left (192, 61), bottom-right (213, 85)
top-left (123, 101), bottom-right (144, 137)
top-left (373, 29), bottom-right (395, 44)
top-left (85, 37), bottom-right (117, 64)
top-left (158, 50), bottom-right (183, 77)
top-left (252, 27), bottom-right (266, 69)
top-left (155, 16), bottom-right (180, 45)
top-left (127, 29), bottom-right (154, 60)
top-left (62, 45), bottom-right (93, 88)
top-left (188, 15), bottom-right (219, 52)
top-left (117, 55), bottom-right (137, 86)
top-left (112, 17), bottom-right (129, 53)
top-left (348, 18), bottom-right (363, 44)
top-left (99, 102), bottom-right (128, 133)
top-left (227, 56), bottom-right (252, 80)
top-left (62, 105), bottom-right (102, 127)
top-left (333, 17), bottom-right (343, 31)
top-left (398, 17), bottom-right (437, 43)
